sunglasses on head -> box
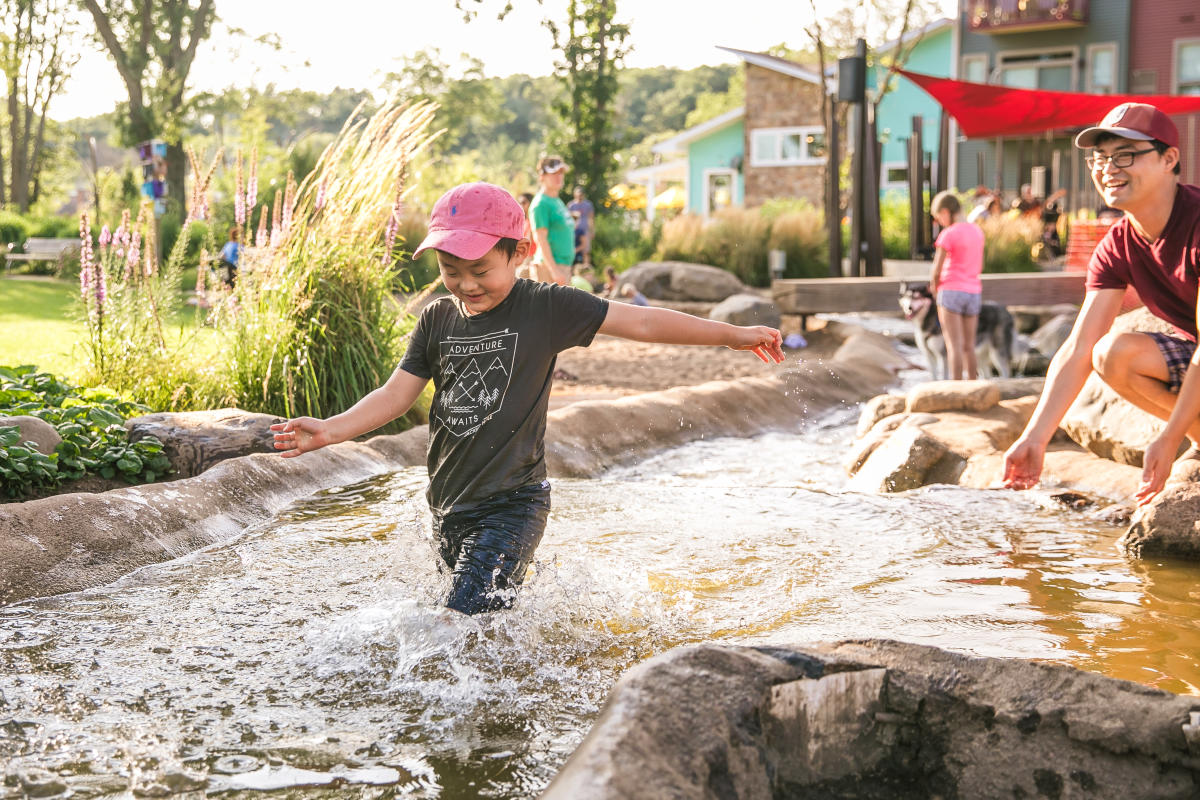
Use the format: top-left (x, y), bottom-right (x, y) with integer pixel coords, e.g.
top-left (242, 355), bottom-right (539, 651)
top-left (541, 160), bottom-right (565, 173)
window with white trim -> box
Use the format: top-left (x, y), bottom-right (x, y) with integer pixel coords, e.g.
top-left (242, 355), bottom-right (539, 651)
top-left (961, 54), bottom-right (987, 84)
top-left (998, 48), bottom-right (1076, 92)
top-left (749, 126), bottom-right (826, 167)
top-left (1086, 43), bottom-right (1117, 94)
top-left (1177, 40), bottom-right (1200, 96)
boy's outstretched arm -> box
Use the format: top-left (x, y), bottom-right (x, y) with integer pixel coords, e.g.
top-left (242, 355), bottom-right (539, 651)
top-left (271, 367), bottom-right (430, 457)
top-left (599, 301), bottom-right (784, 363)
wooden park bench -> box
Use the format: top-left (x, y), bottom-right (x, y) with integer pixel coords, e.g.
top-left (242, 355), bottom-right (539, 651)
top-left (772, 272), bottom-right (1087, 327)
top-left (4, 238), bottom-right (81, 274)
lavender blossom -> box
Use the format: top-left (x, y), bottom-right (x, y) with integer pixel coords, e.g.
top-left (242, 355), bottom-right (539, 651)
top-left (256, 206), bottom-right (269, 249)
top-left (125, 231), bottom-right (141, 281)
top-left (247, 148), bottom-right (258, 216)
top-left (234, 151), bottom-right (245, 227)
top-left (99, 224), bottom-right (111, 249)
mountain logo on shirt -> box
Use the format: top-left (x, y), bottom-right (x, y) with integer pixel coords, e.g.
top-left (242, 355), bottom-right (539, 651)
top-left (436, 331), bottom-right (517, 437)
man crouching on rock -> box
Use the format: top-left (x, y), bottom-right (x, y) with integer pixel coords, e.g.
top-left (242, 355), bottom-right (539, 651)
top-left (270, 182), bottom-right (784, 615)
top-left (1003, 103), bottom-right (1200, 505)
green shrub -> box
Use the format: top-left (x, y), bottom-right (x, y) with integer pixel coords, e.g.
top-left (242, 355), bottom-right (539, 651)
top-left (767, 208), bottom-right (829, 279)
top-left (980, 215), bottom-right (1041, 273)
top-left (655, 213), bottom-right (706, 264)
top-left (394, 208), bottom-right (438, 292)
top-left (879, 192), bottom-right (914, 260)
top-left (0, 210), bottom-right (31, 247)
top-left (591, 212), bottom-right (654, 270)
top-left (161, 216), bottom-right (210, 267)
top-left (26, 215), bottom-right (79, 239)
top-left (0, 365), bottom-right (172, 499)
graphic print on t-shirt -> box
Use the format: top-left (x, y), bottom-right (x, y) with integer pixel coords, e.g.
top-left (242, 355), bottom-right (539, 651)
top-left (436, 331), bottom-right (517, 437)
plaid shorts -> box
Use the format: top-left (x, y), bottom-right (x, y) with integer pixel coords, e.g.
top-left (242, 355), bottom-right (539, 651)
top-left (1146, 331), bottom-right (1197, 393)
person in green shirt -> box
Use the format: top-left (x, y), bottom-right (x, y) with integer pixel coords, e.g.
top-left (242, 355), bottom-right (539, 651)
top-left (530, 156), bottom-right (575, 285)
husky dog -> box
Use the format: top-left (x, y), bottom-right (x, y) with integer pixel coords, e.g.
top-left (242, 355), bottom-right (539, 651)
top-left (898, 282), bottom-right (1015, 380)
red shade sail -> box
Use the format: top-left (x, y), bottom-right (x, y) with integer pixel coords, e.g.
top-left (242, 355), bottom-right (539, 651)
top-left (897, 69), bottom-right (1200, 139)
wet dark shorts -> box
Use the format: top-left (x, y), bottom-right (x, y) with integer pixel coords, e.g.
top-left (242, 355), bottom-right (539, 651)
top-left (1146, 331), bottom-right (1196, 394)
top-left (431, 482), bottom-right (551, 615)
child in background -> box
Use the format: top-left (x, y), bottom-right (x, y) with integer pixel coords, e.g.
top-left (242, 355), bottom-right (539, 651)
top-left (929, 190), bottom-right (986, 380)
top-left (271, 182), bottom-right (784, 615)
top-left (218, 227), bottom-right (243, 288)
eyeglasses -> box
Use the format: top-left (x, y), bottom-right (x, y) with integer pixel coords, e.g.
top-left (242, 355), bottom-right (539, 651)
top-left (1085, 147), bottom-right (1158, 171)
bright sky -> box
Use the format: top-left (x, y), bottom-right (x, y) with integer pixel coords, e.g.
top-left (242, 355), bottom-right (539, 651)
top-left (58, 0), bottom-right (957, 121)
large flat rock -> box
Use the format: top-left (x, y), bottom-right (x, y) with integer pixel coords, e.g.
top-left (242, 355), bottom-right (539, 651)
top-left (544, 640), bottom-right (1200, 799)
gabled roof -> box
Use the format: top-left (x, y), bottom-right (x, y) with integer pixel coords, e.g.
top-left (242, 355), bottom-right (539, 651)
top-left (716, 46), bottom-right (824, 84)
top-left (651, 106), bottom-right (745, 155)
top-left (874, 17), bottom-right (953, 56)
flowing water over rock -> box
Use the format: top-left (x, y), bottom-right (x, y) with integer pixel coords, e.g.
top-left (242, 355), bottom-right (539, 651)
top-left (4, 409), bottom-right (1200, 798)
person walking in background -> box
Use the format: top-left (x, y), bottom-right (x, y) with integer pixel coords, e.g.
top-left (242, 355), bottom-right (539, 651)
top-left (929, 190), bottom-right (986, 380)
top-left (515, 192), bottom-right (536, 278)
top-left (568, 186), bottom-right (594, 268)
top-left (271, 182), bottom-right (784, 615)
top-left (530, 156), bottom-right (574, 285)
top-left (218, 226), bottom-right (243, 288)
top-left (1003, 103), bottom-right (1199, 504)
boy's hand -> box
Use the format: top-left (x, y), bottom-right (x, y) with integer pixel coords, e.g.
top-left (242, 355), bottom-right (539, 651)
top-left (729, 326), bottom-right (785, 364)
top-left (1002, 438), bottom-right (1043, 489)
top-left (1135, 436), bottom-right (1176, 505)
top-left (271, 417), bottom-right (332, 458)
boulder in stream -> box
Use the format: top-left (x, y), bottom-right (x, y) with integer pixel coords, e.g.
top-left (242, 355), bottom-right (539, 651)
top-left (543, 640), bottom-right (1200, 800)
top-left (125, 408), bottom-right (283, 478)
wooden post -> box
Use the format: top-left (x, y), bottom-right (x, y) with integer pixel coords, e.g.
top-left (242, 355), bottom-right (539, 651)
top-left (864, 107), bottom-right (883, 277)
top-left (936, 111), bottom-right (950, 197)
top-left (827, 95), bottom-right (842, 277)
top-left (995, 137), bottom-right (1005, 196)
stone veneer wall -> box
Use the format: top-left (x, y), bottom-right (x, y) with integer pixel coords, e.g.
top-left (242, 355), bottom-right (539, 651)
top-left (743, 63), bottom-right (826, 208)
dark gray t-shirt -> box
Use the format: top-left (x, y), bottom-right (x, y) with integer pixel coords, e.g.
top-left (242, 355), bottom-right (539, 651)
top-left (400, 279), bottom-right (609, 513)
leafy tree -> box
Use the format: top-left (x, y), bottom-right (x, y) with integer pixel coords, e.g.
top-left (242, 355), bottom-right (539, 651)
top-left (82, 0), bottom-right (217, 222)
top-left (382, 49), bottom-right (511, 154)
top-left (0, 0), bottom-right (79, 211)
top-left (545, 0), bottom-right (630, 207)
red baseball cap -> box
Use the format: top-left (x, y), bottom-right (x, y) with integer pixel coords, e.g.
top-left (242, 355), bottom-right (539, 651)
top-left (413, 182), bottom-right (526, 260)
top-left (1075, 102), bottom-right (1180, 149)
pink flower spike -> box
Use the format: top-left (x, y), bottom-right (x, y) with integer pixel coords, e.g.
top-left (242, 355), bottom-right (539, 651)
top-left (99, 225), bottom-right (111, 248)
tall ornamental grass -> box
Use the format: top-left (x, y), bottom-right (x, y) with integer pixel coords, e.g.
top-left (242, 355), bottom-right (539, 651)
top-left (980, 214), bottom-right (1041, 273)
top-left (220, 101), bottom-right (439, 431)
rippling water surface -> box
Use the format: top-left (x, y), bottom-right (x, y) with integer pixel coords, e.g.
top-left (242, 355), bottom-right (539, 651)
top-left (4, 407), bottom-right (1200, 798)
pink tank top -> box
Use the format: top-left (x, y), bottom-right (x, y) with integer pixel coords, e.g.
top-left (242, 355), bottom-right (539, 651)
top-left (935, 222), bottom-right (985, 294)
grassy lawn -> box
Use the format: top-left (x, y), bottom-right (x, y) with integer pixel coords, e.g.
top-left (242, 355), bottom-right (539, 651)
top-left (0, 272), bottom-right (224, 381)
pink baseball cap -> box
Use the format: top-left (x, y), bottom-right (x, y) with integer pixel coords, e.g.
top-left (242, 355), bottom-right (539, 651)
top-left (1075, 102), bottom-right (1180, 149)
top-left (413, 182), bottom-right (526, 260)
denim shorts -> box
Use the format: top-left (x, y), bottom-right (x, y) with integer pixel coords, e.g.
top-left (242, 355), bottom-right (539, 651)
top-left (937, 289), bottom-right (982, 316)
top-left (431, 481), bottom-right (551, 615)
top-left (1146, 331), bottom-right (1197, 393)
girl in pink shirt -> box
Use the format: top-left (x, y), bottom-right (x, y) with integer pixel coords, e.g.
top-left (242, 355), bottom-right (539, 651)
top-left (929, 191), bottom-right (986, 380)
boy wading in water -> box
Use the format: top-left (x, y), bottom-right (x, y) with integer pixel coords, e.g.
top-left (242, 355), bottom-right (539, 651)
top-left (272, 182), bottom-right (785, 615)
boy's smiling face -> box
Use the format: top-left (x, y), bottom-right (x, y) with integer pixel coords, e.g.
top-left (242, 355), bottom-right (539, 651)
top-left (437, 241), bottom-right (528, 316)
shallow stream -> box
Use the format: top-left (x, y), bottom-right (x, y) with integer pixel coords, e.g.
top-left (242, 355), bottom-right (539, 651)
top-left (4, 404), bottom-right (1200, 799)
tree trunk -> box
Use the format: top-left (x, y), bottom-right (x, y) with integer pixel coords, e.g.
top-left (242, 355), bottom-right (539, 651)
top-left (166, 140), bottom-right (186, 222)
